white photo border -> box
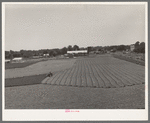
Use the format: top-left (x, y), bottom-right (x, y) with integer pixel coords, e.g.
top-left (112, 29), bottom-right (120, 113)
top-left (2, 2), bottom-right (148, 121)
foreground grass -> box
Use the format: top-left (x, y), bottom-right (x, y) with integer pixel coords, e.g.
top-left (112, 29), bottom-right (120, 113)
top-left (5, 84), bottom-right (145, 109)
top-left (5, 74), bottom-right (46, 87)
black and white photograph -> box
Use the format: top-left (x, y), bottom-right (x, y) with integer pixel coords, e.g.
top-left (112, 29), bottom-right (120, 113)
top-left (2, 2), bottom-right (148, 121)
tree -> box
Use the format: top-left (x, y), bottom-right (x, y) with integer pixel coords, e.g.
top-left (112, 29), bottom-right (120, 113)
top-left (13, 52), bottom-right (21, 57)
top-left (10, 50), bottom-right (14, 60)
top-left (67, 45), bottom-right (73, 51)
top-left (135, 41), bottom-right (140, 49)
top-left (56, 49), bottom-right (61, 55)
top-left (117, 45), bottom-right (126, 51)
top-left (49, 50), bottom-right (54, 57)
top-left (20, 50), bottom-right (25, 57)
top-left (87, 47), bottom-right (91, 54)
top-left (140, 42), bottom-right (145, 53)
top-left (43, 50), bottom-right (48, 54)
top-left (98, 48), bottom-right (102, 51)
top-left (134, 41), bottom-right (145, 53)
top-left (140, 42), bottom-right (145, 48)
top-left (73, 45), bottom-right (79, 51)
top-left (80, 47), bottom-right (85, 50)
top-left (53, 51), bottom-right (57, 57)
top-left (22, 51), bottom-right (33, 58)
top-left (5, 51), bottom-right (10, 59)
top-left (61, 47), bottom-right (67, 54)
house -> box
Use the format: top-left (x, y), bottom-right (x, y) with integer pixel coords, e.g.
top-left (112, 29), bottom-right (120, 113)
top-left (130, 44), bottom-right (135, 51)
top-left (43, 54), bottom-right (49, 57)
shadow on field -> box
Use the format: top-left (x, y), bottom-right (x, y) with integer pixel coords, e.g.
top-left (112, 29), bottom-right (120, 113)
top-left (5, 74), bottom-right (46, 87)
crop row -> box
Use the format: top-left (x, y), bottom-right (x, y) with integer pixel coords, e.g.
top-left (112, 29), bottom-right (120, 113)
top-left (42, 56), bottom-right (145, 88)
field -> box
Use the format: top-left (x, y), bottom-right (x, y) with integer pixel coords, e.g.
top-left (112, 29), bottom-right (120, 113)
top-left (5, 58), bottom-right (52, 69)
top-left (5, 58), bottom-right (76, 78)
top-left (5, 74), bottom-right (46, 87)
top-left (5, 61), bottom-right (40, 69)
top-left (112, 52), bottom-right (145, 66)
top-left (5, 54), bottom-right (145, 109)
top-left (42, 54), bottom-right (145, 88)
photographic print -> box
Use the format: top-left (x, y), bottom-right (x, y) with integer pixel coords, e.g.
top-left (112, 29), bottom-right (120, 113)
top-left (2, 2), bottom-right (148, 121)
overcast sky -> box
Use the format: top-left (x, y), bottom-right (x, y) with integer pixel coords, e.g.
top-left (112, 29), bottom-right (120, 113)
top-left (4, 3), bottom-right (146, 51)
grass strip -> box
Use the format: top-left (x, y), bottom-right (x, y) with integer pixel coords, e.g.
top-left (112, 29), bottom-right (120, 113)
top-left (5, 74), bottom-right (46, 87)
top-left (112, 54), bottom-right (145, 66)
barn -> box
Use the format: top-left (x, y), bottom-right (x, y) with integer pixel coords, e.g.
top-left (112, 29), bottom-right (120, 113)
top-left (67, 50), bottom-right (87, 54)
top-left (12, 57), bottom-right (23, 63)
top-left (43, 54), bottom-right (49, 57)
top-left (5, 59), bottom-right (11, 63)
top-left (67, 50), bottom-right (88, 57)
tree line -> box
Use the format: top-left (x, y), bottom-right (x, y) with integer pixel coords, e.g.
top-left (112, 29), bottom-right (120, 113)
top-left (5, 41), bottom-right (145, 59)
top-left (133, 41), bottom-right (145, 53)
top-left (5, 45), bottom-right (82, 59)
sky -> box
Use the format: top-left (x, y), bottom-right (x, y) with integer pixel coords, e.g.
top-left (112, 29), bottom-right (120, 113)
top-left (4, 3), bottom-right (146, 51)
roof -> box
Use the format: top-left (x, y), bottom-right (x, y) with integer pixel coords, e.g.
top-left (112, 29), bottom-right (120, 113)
top-left (5, 59), bottom-right (10, 62)
top-left (13, 57), bottom-right (22, 60)
top-left (43, 54), bottom-right (49, 56)
top-left (67, 50), bottom-right (87, 54)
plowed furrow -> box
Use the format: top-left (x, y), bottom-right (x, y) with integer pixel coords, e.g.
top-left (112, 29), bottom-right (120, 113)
top-left (46, 72), bottom-right (60, 84)
top-left (59, 68), bottom-right (72, 85)
top-left (91, 64), bottom-right (105, 88)
top-left (110, 65), bottom-right (144, 84)
top-left (101, 64), bottom-right (124, 87)
top-left (108, 65), bottom-right (140, 85)
top-left (55, 70), bottom-right (68, 85)
top-left (88, 61), bottom-right (100, 87)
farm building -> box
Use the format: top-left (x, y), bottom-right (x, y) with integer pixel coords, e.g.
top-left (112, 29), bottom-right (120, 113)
top-left (67, 50), bottom-right (88, 57)
top-left (5, 59), bottom-right (10, 63)
top-left (67, 50), bottom-right (88, 58)
top-left (67, 50), bottom-right (87, 54)
top-left (130, 44), bottom-right (135, 51)
top-left (12, 57), bottom-right (23, 63)
top-left (43, 54), bottom-right (49, 57)
top-left (13, 57), bottom-right (22, 61)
